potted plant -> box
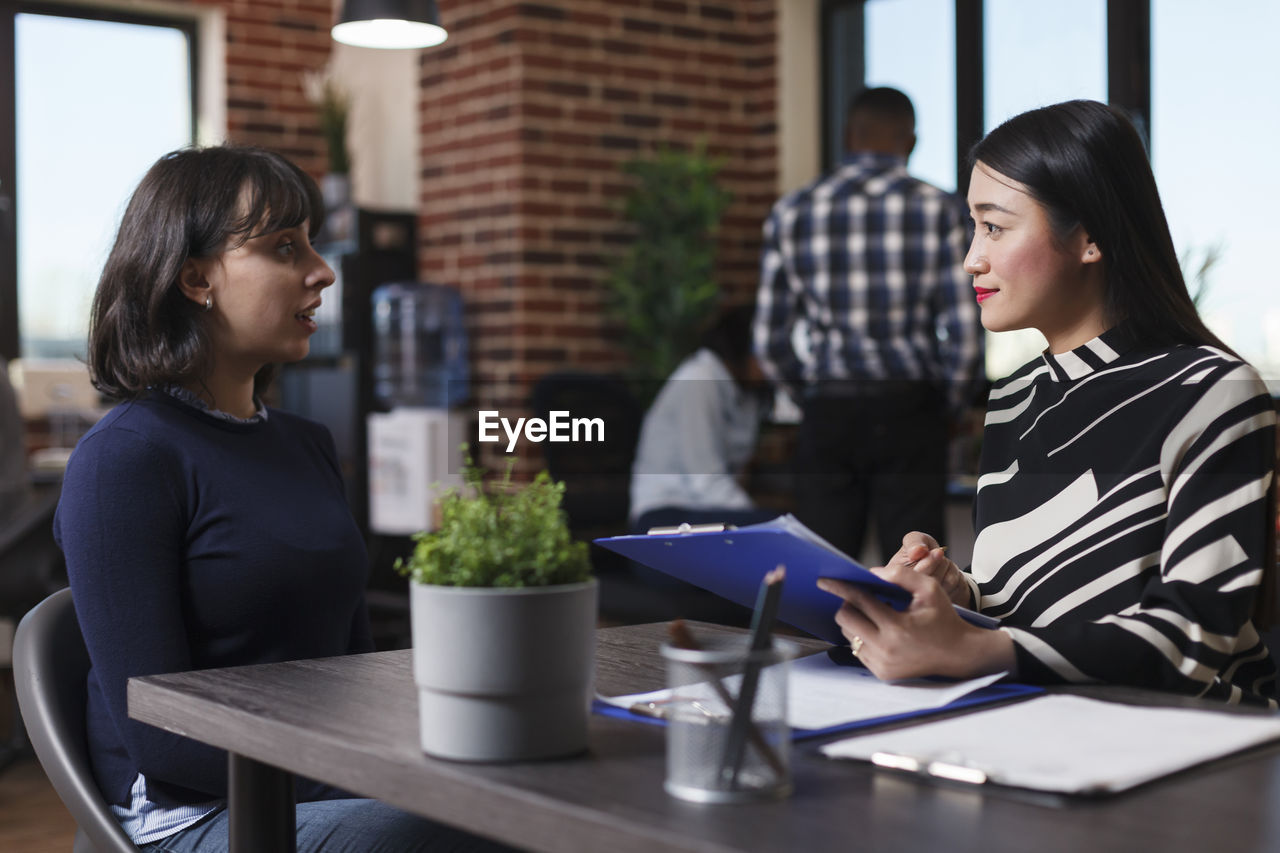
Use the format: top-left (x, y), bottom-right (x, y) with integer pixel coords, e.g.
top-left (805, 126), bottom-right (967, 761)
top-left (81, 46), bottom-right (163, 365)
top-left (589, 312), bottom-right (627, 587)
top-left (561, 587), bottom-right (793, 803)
top-left (395, 456), bottom-right (597, 762)
top-left (301, 62), bottom-right (354, 244)
top-left (602, 143), bottom-right (733, 407)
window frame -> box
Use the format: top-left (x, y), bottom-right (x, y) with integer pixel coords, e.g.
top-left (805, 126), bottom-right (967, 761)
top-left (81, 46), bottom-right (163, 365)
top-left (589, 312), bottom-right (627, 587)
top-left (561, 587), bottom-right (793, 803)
top-left (820, 0), bottom-right (1151, 194)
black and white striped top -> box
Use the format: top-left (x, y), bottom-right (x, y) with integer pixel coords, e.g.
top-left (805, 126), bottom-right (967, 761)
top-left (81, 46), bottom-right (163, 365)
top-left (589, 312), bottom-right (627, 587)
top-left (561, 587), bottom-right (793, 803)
top-left (967, 327), bottom-right (1278, 705)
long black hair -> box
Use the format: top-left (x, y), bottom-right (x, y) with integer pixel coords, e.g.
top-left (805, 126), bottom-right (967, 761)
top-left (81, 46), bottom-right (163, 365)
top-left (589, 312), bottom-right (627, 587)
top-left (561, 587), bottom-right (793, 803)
top-left (88, 145), bottom-right (325, 400)
top-left (970, 99), bottom-right (1233, 356)
top-left (974, 100), bottom-right (1275, 626)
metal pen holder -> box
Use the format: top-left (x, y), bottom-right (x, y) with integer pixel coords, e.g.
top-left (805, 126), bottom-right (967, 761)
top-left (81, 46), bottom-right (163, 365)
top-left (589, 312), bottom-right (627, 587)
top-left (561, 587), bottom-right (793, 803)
top-left (660, 636), bottom-right (798, 804)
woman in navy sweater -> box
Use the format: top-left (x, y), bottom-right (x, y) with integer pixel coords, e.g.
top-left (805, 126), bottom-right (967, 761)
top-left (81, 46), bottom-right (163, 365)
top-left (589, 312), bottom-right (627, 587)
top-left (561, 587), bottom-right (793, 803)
top-left (55, 147), bottom-right (508, 851)
top-left (819, 101), bottom-right (1277, 705)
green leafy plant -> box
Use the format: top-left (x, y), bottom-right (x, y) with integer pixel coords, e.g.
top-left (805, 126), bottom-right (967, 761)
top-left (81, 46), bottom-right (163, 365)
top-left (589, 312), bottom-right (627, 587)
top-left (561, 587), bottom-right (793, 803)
top-left (603, 144), bottom-right (733, 405)
top-left (394, 455), bottom-right (591, 588)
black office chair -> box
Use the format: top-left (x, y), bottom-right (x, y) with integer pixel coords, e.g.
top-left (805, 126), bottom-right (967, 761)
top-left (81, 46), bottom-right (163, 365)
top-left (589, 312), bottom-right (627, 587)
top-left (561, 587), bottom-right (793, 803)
top-left (528, 371), bottom-right (643, 532)
top-left (14, 587), bottom-right (139, 853)
top-left (528, 371), bottom-right (752, 627)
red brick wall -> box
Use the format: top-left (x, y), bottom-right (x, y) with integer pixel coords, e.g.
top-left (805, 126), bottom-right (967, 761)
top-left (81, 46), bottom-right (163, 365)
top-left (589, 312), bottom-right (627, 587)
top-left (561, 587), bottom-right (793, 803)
top-left (189, 0), bottom-right (335, 174)
top-left (418, 0), bottom-right (778, 468)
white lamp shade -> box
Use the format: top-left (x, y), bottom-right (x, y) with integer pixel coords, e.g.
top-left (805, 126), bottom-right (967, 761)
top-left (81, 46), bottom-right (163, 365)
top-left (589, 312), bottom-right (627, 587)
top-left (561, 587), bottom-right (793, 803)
top-left (333, 0), bottom-right (447, 49)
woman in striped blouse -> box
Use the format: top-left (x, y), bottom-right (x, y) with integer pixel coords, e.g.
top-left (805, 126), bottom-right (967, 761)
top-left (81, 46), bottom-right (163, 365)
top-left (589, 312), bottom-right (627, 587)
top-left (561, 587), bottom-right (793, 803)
top-left (818, 100), bottom-right (1278, 705)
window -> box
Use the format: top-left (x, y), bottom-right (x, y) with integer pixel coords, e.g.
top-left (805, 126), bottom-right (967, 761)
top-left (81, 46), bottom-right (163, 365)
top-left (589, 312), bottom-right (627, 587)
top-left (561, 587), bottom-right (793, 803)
top-left (865, 0), bottom-right (956, 192)
top-left (983, 0), bottom-right (1107, 131)
top-left (821, 0), bottom-right (955, 189)
top-left (808, 2), bottom-right (1280, 382)
top-left (6, 8), bottom-right (195, 359)
top-left (1151, 0), bottom-right (1280, 376)
top-left (979, 0), bottom-right (1108, 378)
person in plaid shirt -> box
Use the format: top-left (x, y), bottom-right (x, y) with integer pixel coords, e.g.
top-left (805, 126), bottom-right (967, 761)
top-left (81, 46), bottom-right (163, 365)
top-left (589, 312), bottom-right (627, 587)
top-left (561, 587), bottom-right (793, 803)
top-left (753, 87), bottom-right (984, 564)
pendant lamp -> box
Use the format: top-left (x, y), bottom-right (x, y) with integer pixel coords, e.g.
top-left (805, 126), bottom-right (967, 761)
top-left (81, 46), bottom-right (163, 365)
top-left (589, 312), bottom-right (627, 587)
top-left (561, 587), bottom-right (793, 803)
top-left (332, 0), bottom-right (448, 49)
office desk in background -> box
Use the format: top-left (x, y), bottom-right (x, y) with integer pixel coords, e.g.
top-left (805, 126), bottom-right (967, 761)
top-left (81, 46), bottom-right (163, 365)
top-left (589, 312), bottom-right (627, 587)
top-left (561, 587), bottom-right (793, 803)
top-left (129, 622), bottom-right (1280, 853)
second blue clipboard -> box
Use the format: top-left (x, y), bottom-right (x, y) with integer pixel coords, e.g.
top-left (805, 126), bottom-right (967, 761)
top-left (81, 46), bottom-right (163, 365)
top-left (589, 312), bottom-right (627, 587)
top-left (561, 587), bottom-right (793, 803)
top-left (594, 514), bottom-right (997, 646)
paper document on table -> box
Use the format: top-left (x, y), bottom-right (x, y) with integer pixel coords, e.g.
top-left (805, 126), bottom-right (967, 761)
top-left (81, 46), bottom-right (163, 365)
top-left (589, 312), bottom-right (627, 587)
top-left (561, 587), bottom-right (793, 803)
top-left (821, 694), bottom-right (1280, 794)
top-left (785, 652), bottom-right (1006, 729)
top-left (598, 650), bottom-right (1011, 735)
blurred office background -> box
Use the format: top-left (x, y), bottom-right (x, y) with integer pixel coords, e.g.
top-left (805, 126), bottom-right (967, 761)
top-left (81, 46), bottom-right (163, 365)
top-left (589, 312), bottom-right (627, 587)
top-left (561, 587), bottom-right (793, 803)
top-left (2, 0), bottom-right (1278, 841)
top-left (3, 0), bottom-right (1279, 618)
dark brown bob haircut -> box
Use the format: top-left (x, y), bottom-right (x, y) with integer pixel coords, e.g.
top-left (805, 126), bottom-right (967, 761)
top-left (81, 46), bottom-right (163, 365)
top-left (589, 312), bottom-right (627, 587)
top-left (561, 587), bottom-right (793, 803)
top-left (87, 145), bottom-right (325, 400)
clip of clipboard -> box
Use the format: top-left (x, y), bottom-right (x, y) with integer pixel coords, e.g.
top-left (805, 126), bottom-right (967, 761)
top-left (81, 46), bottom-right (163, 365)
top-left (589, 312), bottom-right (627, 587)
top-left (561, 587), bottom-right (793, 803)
top-left (594, 514), bottom-right (998, 646)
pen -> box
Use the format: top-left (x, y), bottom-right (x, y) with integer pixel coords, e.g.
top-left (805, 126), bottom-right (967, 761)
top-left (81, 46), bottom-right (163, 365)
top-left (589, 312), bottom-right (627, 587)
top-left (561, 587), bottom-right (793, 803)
top-left (903, 545), bottom-right (946, 567)
top-left (721, 565), bottom-right (785, 787)
top-left (900, 544), bottom-right (997, 628)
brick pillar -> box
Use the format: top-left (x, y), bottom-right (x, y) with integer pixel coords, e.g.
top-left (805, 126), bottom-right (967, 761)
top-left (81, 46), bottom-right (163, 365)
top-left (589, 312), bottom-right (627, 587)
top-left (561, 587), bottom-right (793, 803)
top-left (419, 0), bottom-right (777, 471)
top-left (196, 0), bottom-right (336, 173)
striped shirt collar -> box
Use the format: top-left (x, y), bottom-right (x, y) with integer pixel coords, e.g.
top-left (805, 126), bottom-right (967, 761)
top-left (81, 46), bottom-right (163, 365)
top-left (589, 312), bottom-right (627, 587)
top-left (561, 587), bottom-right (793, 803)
top-left (1040, 326), bottom-right (1136, 382)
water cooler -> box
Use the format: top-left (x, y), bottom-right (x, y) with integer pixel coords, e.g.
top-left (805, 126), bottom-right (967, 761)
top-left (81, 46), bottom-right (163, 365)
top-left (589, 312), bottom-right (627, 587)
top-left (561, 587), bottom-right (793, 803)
top-left (366, 281), bottom-right (469, 536)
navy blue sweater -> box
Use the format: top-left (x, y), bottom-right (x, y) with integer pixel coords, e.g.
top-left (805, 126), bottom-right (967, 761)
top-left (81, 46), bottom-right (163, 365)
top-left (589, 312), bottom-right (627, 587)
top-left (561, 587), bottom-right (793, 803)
top-left (54, 391), bottom-right (373, 808)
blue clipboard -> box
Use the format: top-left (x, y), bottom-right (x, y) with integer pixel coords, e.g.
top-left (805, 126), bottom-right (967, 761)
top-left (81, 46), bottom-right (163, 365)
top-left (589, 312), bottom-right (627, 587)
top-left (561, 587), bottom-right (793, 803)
top-left (594, 514), bottom-right (997, 646)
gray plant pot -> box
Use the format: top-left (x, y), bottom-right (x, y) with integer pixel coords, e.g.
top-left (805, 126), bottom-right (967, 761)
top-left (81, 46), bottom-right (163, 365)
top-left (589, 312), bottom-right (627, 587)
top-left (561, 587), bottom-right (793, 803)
top-left (410, 578), bottom-right (598, 762)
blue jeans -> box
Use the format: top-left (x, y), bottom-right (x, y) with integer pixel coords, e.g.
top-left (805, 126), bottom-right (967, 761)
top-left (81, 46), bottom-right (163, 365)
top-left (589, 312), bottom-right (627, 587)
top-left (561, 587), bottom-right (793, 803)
top-left (142, 799), bottom-right (516, 853)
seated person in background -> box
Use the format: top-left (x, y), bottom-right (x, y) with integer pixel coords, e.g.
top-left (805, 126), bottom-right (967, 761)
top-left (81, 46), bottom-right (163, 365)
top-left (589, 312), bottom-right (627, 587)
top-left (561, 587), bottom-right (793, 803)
top-left (0, 358), bottom-right (28, 520)
top-left (55, 145), bottom-right (511, 852)
top-left (819, 100), bottom-right (1278, 706)
top-left (629, 305), bottom-right (779, 534)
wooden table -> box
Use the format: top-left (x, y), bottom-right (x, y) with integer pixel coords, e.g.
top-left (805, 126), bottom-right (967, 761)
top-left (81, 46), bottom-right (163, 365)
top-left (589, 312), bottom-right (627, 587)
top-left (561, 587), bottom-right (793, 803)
top-left (129, 622), bottom-right (1280, 853)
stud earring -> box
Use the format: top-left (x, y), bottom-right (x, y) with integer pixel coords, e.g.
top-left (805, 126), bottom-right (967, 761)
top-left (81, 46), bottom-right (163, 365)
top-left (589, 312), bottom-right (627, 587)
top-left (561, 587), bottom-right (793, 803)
top-left (204, 294), bottom-right (212, 311)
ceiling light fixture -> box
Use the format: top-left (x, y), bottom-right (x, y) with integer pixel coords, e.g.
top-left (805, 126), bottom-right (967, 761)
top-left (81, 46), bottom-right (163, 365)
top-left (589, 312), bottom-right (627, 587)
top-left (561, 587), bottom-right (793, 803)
top-left (332, 0), bottom-right (448, 50)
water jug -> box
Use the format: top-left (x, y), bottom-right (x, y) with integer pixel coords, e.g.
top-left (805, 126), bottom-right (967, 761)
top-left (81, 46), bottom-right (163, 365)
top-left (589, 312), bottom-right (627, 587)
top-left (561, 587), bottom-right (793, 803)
top-left (370, 282), bottom-right (469, 409)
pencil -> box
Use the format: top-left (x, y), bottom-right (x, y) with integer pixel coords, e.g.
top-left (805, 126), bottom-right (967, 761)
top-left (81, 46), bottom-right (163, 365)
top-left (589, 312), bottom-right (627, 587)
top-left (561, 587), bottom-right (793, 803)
top-left (721, 565), bottom-right (786, 787)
